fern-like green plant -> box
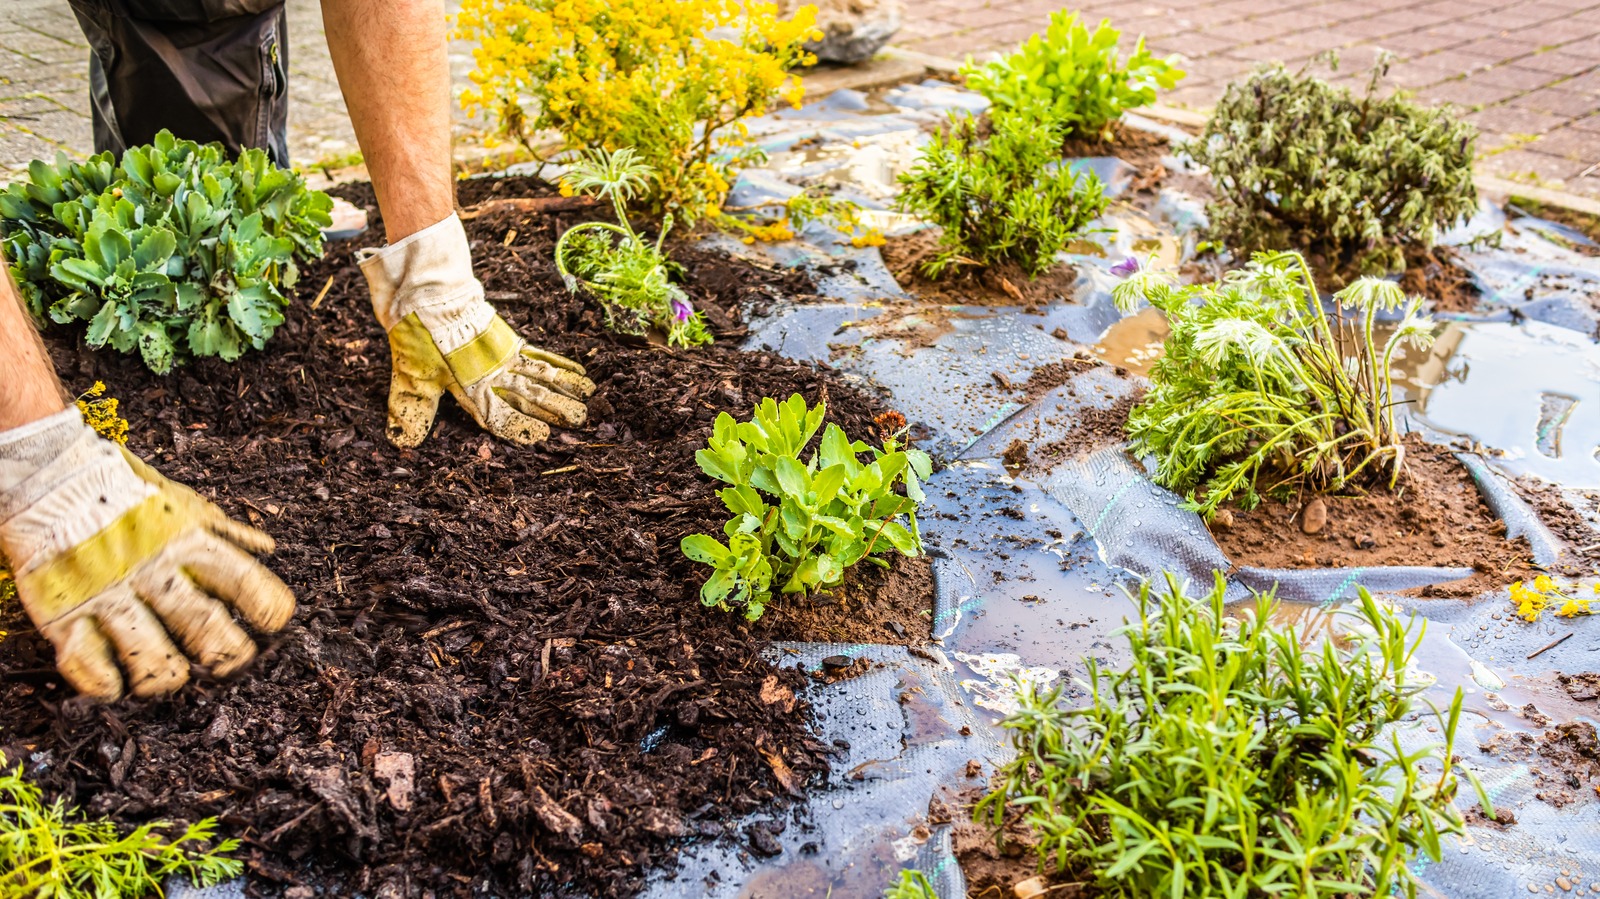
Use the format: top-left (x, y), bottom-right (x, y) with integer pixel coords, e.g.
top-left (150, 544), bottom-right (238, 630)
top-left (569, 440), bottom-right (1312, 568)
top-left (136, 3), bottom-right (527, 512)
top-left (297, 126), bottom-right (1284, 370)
top-left (1188, 56), bottom-right (1477, 276)
top-left (0, 755), bottom-right (242, 898)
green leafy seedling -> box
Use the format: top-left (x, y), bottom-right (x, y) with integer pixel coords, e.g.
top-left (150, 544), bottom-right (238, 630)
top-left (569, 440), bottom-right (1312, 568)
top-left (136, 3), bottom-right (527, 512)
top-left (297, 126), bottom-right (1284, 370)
top-left (961, 11), bottom-right (1184, 141)
top-left (682, 395), bottom-right (931, 620)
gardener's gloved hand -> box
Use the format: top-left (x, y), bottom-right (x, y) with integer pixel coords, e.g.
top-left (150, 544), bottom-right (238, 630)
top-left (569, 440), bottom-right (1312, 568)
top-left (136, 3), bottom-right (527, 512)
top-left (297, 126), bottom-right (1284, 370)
top-left (358, 214), bottom-right (595, 447)
top-left (0, 408), bottom-right (295, 700)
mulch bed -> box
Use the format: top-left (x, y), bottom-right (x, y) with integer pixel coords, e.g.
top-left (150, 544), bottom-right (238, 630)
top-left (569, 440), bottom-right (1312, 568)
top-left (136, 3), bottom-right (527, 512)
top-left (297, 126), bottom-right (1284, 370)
top-left (0, 176), bottom-right (932, 897)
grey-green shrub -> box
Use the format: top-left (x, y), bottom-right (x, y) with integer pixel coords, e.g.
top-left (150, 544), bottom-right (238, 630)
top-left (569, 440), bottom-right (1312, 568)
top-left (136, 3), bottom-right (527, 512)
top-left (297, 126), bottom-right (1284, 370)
top-left (1188, 58), bottom-right (1478, 276)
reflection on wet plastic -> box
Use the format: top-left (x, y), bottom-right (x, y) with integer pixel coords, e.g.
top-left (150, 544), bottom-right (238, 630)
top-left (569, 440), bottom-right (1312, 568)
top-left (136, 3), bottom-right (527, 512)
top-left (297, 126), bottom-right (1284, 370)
top-left (1414, 321), bottom-right (1600, 488)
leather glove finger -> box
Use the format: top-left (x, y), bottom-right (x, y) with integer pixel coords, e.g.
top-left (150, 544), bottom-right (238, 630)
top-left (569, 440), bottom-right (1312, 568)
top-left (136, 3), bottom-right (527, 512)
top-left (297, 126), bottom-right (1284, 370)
top-left (131, 558), bottom-right (257, 676)
top-left (520, 345), bottom-right (591, 378)
top-left (175, 529), bottom-right (297, 634)
top-left (46, 615), bottom-right (124, 701)
top-left (516, 347), bottom-right (596, 402)
top-left (88, 584), bottom-right (191, 698)
top-left (500, 370), bottom-right (591, 428)
top-left (476, 387), bottom-right (554, 446)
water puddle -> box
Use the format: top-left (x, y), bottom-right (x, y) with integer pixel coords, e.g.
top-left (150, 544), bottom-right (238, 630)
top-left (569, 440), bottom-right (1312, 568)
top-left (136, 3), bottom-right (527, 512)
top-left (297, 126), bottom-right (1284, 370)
top-left (1091, 306), bottom-right (1168, 374)
top-left (1411, 320), bottom-right (1600, 488)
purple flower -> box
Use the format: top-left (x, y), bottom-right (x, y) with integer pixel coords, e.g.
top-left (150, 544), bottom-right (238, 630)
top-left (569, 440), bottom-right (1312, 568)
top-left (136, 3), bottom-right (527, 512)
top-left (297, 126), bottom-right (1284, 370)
top-left (1110, 256), bottom-right (1141, 278)
top-left (670, 296), bottom-right (693, 322)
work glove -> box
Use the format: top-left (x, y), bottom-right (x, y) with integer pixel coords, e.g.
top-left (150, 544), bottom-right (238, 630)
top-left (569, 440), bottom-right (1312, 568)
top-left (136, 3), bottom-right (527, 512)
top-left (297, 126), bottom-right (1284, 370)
top-left (0, 408), bottom-right (295, 700)
top-left (358, 214), bottom-right (594, 447)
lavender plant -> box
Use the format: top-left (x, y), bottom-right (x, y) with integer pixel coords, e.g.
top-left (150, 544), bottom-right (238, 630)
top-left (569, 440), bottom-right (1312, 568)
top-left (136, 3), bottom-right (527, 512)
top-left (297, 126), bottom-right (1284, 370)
top-left (1188, 57), bottom-right (1477, 276)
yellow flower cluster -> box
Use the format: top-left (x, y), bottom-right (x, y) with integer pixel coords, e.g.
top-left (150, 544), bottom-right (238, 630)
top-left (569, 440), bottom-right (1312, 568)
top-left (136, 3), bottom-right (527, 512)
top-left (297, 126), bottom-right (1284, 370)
top-left (76, 381), bottom-right (129, 445)
top-left (850, 229), bottom-right (887, 248)
top-left (740, 221), bottom-right (795, 244)
top-left (456, 0), bottom-right (821, 224)
top-left (1509, 575), bottom-right (1598, 623)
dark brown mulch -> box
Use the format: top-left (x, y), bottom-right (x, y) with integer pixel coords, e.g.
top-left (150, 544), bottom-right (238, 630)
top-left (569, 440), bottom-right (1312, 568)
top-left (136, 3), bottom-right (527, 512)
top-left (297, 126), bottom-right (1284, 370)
top-left (0, 176), bottom-right (931, 898)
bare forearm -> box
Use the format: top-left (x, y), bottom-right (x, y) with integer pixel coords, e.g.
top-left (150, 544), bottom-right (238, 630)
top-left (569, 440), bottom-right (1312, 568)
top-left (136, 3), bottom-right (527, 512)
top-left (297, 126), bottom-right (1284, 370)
top-left (321, 0), bottom-right (454, 241)
top-left (0, 269), bottom-right (67, 430)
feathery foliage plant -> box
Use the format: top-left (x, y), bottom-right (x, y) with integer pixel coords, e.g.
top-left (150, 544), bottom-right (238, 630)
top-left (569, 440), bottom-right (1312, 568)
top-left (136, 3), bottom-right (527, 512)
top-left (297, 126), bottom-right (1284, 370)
top-left (1114, 251), bottom-right (1437, 519)
top-left (0, 754), bottom-right (242, 899)
top-left (554, 148), bottom-right (710, 347)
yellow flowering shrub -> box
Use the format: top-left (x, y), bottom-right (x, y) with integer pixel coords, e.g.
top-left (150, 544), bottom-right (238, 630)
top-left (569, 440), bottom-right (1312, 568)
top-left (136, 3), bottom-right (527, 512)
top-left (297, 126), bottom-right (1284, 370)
top-left (456, 0), bottom-right (821, 223)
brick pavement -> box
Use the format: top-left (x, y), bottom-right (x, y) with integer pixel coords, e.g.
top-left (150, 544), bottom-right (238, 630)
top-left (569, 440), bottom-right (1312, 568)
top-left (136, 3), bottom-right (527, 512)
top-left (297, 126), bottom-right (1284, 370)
top-left (897, 0), bottom-right (1600, 199)
top-left (2, 0), bottom-right (1597, 199)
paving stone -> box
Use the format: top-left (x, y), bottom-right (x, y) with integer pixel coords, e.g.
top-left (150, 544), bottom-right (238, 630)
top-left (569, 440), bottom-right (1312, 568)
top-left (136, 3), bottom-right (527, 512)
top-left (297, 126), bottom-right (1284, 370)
top-left (1514, 86), bottom-right (1600, 117)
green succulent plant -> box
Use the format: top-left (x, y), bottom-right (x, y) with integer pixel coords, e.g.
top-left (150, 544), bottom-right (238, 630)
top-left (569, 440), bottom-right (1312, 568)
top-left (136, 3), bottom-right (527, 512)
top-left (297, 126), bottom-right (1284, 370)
top-left (681, 395), bottom-right (930, 620)
top-left (1, 130), bottom-right (332, 373)
top-left (961, 11), bottom-right (1184, 141)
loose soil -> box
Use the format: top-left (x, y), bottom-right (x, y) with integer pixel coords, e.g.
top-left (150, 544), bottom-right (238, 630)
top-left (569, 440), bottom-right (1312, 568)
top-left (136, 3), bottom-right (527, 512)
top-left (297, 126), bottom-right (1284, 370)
top-left (947, 785), bottom-right (1085, 899)
top-left (1208, 436), bottom-right (1536, 598)
top-left (1060, 120), bottom-right (1174, 195)
top-left (880, 229), bottom-right (1082, 308)
top-left (0, 176), bottom-right (934, 898)
top-left (1396, 245), bottom-right (1482, 313)
top-left (1482, 721), bottom-right (1600, 809)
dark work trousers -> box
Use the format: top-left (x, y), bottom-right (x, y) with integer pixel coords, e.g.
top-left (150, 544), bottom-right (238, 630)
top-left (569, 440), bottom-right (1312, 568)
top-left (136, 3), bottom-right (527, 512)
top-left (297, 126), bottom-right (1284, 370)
top-left (66, 0), bottom-right (290, 167)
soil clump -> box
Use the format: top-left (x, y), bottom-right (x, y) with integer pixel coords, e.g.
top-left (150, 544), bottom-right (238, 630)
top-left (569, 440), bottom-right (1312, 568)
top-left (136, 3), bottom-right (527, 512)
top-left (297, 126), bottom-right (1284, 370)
top-left (0, 176), bottom-right (932, 898)
top-left (1206, 436), bottom-right (1535, 597)
top-left (880, 229), bottom-right (1082, 308)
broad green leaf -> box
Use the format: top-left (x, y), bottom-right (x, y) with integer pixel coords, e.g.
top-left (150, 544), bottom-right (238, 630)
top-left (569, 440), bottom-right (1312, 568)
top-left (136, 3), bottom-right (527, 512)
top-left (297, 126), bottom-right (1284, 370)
top-left (681, 534), bottom-right (731, 566)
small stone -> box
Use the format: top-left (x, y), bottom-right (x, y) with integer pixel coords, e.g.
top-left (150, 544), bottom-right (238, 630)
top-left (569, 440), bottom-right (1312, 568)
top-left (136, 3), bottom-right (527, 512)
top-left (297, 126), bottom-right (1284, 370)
top-left (1051, 327), bottom-right (1069, 340)
top-left (887, 620), bottom-right (907, 639)
top-left (1559, 877), bottom-right (1573, 891)
top-left (1301, 497), bottom-right (1327, 534)
top-left (782, 0), bottom-right (901, 64)
top-left (821, 655), bottom-right (852, 670)
top-left (1014, 876), bottom-right (1049, 899)
top-left (1210, 508), bottom-right (1234, 530)
top-left (373, 751), bottom-right (415, 811)
top-left (1354, 533), bottom-right (1377, 549)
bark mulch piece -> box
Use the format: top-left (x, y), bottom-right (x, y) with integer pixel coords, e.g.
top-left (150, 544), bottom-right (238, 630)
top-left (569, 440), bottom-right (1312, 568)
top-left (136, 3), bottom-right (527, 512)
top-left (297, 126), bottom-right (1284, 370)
top-left (0, 176), bottom-right (932, 898)
top-left (1208, 435), bottom-right (1536, 598)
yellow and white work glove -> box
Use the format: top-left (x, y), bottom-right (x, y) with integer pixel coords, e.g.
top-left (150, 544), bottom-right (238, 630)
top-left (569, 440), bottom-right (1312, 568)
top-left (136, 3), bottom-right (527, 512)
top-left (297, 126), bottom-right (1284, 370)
top-left (0, 408), bottom-right (295, 700)
top-left (358, 214), bottom-right (595, 447)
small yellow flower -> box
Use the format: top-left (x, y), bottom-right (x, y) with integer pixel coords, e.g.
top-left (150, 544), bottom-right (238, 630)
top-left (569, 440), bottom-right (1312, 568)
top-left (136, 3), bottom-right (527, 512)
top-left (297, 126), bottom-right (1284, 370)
top-left (1533, 574), bottom-right (1555, 593)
